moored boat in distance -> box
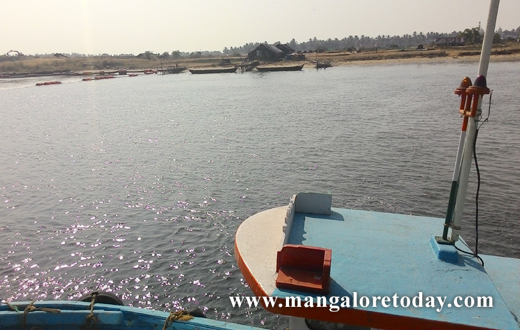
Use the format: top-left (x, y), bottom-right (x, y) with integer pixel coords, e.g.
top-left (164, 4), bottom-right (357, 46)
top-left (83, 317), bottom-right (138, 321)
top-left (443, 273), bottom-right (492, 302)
top-left (159, 66), bottom-right (187, 74)
top-left (35, 81), bottom-right (62, 86)
top-left (189, 67), bottom-right (238, 74)
top-left (94, 75), bottom-right (115, 80)
top-left (255, 64), bottom-right (304, 72)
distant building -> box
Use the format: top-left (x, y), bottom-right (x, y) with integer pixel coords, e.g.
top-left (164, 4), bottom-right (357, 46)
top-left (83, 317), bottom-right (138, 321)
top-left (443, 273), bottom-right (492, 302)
top-left (275, 44), bottom-right (295, 55)
top-left (247, 43), bottom-right (294, 61)
top-left (434, 37), bottom-right (465, 46)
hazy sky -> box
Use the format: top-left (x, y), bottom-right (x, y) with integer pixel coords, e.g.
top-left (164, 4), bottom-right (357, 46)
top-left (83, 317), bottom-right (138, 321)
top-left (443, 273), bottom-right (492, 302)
top-left (2, 0), bottom-right (519, 55)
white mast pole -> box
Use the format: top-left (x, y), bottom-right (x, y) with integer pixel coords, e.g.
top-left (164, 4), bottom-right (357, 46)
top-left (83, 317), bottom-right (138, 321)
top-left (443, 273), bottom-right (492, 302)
top-left (449, 0), bottom-right (500, 242)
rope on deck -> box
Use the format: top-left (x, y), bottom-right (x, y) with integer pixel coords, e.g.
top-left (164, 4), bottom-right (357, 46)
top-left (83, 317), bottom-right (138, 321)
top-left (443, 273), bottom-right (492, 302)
top-left (7, 300), bottom-right (61, 330)
top-left (85, 291), bottom-right (99, 329)
top-left (85, 291), bottom-right (98, 329)
top-left (5, 300), bottom-right (20, 313)
top-left (161, 310), bottom-right (194, 330)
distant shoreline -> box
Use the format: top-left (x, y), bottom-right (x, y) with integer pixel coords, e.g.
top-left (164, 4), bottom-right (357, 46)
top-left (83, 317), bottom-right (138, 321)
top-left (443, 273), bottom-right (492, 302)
top-left (1, 46), bottom-right (519, 78)
top-left (333, 53), bottom-right (520, 67)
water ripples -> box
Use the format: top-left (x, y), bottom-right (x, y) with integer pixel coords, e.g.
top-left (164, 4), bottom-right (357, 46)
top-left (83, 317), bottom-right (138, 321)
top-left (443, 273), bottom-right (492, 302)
top-left (0, 62), bottom-right (518, 329)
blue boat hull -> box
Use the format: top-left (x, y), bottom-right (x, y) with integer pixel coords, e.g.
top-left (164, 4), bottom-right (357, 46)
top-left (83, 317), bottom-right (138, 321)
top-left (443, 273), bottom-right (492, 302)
top-left (0, 301), bottom-right (262, 330)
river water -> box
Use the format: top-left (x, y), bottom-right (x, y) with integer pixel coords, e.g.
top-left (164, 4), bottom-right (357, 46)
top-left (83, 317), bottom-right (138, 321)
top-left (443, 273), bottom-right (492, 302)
top-left (0, 61), bottom-right (518, 329)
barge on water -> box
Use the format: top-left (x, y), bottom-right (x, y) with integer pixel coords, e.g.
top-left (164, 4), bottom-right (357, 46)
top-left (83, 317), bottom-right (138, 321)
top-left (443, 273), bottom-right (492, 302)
top-left (255, 64), bottom-right (304, 72)
top-left (189, 67), bottom-right (238, 74)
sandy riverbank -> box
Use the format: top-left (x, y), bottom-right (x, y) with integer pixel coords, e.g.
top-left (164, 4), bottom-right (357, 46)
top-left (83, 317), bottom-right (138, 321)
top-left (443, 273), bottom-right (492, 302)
top-left (1, 45), bottom-right (519, 76)
top-left (330, 53), bottom-right (520, 67)
top-left (311, 46), bottom-right (520, 67)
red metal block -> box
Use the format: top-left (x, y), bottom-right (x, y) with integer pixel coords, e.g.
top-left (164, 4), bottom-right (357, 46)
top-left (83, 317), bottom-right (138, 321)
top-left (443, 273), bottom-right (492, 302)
top-left (276, 244), bottom-right (332, 294)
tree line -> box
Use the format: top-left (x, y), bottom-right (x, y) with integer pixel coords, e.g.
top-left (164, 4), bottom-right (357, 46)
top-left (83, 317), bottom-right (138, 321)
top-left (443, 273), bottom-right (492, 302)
top-left (127, 26), bottom-right (520, 59)
top-left (8, 26), bottom-right (517, 60)
top-left (222, 27), bottom-right (520, 55)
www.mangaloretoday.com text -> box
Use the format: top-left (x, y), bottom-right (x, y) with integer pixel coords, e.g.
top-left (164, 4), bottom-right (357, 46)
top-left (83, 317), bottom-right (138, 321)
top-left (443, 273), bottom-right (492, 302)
top-left (229, 293), bottom-right (493, 313)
